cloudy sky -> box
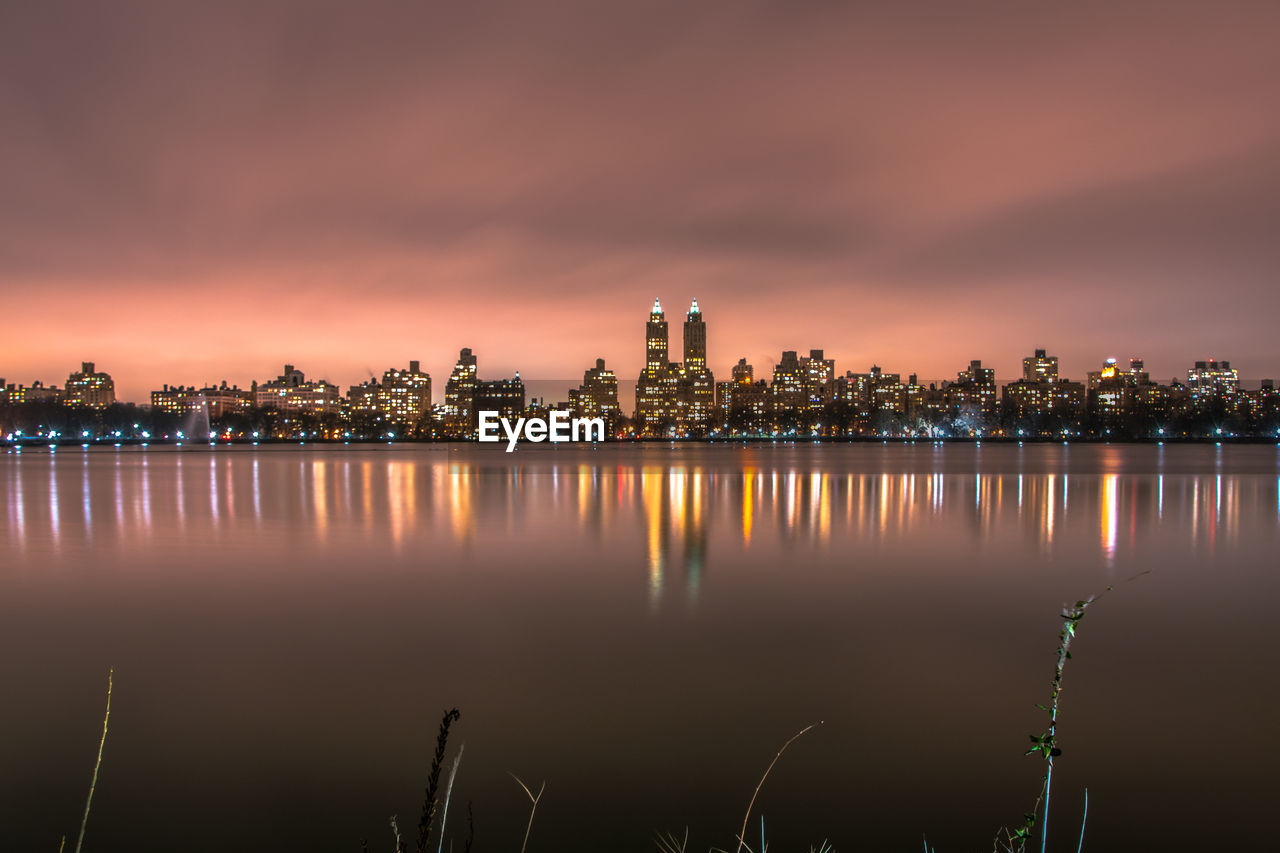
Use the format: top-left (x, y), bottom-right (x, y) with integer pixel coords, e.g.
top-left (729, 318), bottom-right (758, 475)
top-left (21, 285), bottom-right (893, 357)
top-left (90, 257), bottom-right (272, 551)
top-left (2, 0), bottom-right (1278, 402)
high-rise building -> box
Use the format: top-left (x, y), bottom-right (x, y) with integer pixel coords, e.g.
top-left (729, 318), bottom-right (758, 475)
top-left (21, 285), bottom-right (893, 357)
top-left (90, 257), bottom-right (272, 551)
top-left (64, 362), bottom-right (115, 409)
top-left (677, 299), bottom-right (714, 432)
top-left (799, 349), bottom-right (834, 413)
top-left (645, 299), bottom-right (668, 373)
top-left (475, 375), bottom-right (525, 420)
top-left (771, 351), bottom-right (805, 415)
top-left (1002, 379), bottom-right (1086, 430)
top-left (347, 378), bottom-right (381, 414)
top-left (1023, 349), bottom-right (1059, 383)
top-left (1083, 357), bottom-right (1167, 430)
top-left (727, 380), bottom-right (771, 434)
top-left (1086, 358), bottom-right (1122, 390)
top-left (377, 360), bottom-right (432, 424)
top-left (1002, 349), bottom-right (1082, 431)
top-left (439, 349), bottom-right (522, 437)
top-left (768, 348), bottom-right (798, 414)
top-left (718, 358), bottom-right (756, 431)
top-left (683, 299), bottom-right (707, 370)
top-left (1243, 379), bottom-right (1279, 427)
top-left (576, 358), bottom-right (619, 420)
top-left (636, 299), bottom-right (678, 433)
top-left (837, 365), bottom-right (904, 416)
top-left (443, 348), bottom-right (479, 421)
top-left (944, 359), bottom-right (998, 429)
top-left (1187, 359), bottom-right (1239, 400)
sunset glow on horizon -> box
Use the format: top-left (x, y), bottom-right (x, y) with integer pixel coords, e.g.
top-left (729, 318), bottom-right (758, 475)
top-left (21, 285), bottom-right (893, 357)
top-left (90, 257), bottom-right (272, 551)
top-left (3, 1), bottom-right (1279, 402)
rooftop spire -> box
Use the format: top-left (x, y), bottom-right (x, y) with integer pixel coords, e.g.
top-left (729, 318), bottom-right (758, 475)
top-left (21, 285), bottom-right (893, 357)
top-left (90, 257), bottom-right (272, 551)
top-left (690, 297), bottom-right (700, 314)
top-left (652, 297), bottom-right (662, 313)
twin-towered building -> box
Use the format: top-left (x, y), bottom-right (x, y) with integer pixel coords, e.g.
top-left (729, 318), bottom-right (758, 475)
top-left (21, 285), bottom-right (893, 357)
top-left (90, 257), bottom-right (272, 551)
top-left (635, 298), bottom-right (715, 435)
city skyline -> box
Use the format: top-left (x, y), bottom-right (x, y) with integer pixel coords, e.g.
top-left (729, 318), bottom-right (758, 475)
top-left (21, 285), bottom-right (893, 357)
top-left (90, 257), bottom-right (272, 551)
top-left (1, 296), bottom-right (1271, 410)
top-left (3, 1), bottom-right (1280, 401)
top-left (3, 296), bottom-right (1272, 446)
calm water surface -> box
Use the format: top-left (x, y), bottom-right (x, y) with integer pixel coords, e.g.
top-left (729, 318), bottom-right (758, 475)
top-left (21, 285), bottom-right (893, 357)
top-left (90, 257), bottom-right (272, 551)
top-left (2, 443), bottom-right (1278, 852)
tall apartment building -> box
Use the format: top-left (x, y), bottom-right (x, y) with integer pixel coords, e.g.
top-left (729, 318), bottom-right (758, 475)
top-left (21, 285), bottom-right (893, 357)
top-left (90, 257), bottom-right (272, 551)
top-left (64, 362), bottom-right (116, 408)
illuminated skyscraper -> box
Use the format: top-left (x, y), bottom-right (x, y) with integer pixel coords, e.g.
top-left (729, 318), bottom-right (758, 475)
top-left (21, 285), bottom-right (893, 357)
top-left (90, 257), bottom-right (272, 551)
top-left (377, 360), bottom-right (432, 424)
top-left (646, 299), bottom-right (668, 372)
top-left (771, 351), bottom-right (805, 414)
top-left (800, 349), bottom-right (834, 413)
top-left (636, 299), bottom-right (678, 433)
top-left (576, 358), bottom-right (620, 420)
top-left (683, 299), bottom-right (706, 370)
top-left (443, 348), bottom-right (478, 420)
top-left (1187, 359), bottom-right (1239, 399)
top-left (677, 299), bottom-right (714, 432)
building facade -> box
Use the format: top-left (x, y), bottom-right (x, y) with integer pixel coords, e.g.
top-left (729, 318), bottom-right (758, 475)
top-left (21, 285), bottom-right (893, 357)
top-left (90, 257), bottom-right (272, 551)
top-left (576, 358), bottom-right (620, 420)
top-left (64, 362), bottom-right (116, 408)
top-left (255, 364), bottom-right (342, 413)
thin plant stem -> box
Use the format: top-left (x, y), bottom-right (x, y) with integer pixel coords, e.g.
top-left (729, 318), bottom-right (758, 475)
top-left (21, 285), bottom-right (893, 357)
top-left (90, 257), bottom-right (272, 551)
top-left (1076, 788), bottom-right (1088, 853)
top-left (417, 708), bottom-right (461, 853)
top-left (655, 827), bottom-right (689, 853)
top-left (437, 744), bottom-right (465, 853)
top-left (391, 815), bottom-right (404, 853)
top-left (74, 668), bottom-right (112, 853)
top-left (509, 773), bottom-right (544, 853)
top-left (735, 721), bottom-right (821, 853)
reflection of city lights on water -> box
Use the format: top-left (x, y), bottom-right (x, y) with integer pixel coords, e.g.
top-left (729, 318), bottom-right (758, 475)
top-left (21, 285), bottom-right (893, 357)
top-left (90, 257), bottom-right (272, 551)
top-left (1044, 474), bottom-right (1055, 545)
top-left (10, 453), bottom-right (1280, 604)
top-left (48, 460), bottom-right (59, 549)
top-left (1101, 474), bottom-right (1118, 565)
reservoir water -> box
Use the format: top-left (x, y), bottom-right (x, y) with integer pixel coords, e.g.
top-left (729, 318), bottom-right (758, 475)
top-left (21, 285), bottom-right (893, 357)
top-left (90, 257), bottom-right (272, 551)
top-left (2, 443), bottom-right (1278, 852)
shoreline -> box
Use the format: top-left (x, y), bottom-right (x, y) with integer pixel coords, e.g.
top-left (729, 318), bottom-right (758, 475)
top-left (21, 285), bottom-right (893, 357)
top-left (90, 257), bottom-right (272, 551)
top-left (5, 435), bottom-right (1278, 450)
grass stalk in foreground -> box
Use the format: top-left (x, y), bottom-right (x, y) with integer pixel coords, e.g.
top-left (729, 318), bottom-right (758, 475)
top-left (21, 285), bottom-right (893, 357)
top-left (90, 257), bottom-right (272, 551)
top-left (437, 743), bottom-right (465, 853)
top-left (509, 773), bottom-right (545, 853)
top-left (74, 667), bottom-right (112, 853)
top-left (415, 708), bottom-right (461, 853)
top-left (725, 720), bottom-right (822, 853)
top-left (997, 572), bottom-right (1146, 853)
